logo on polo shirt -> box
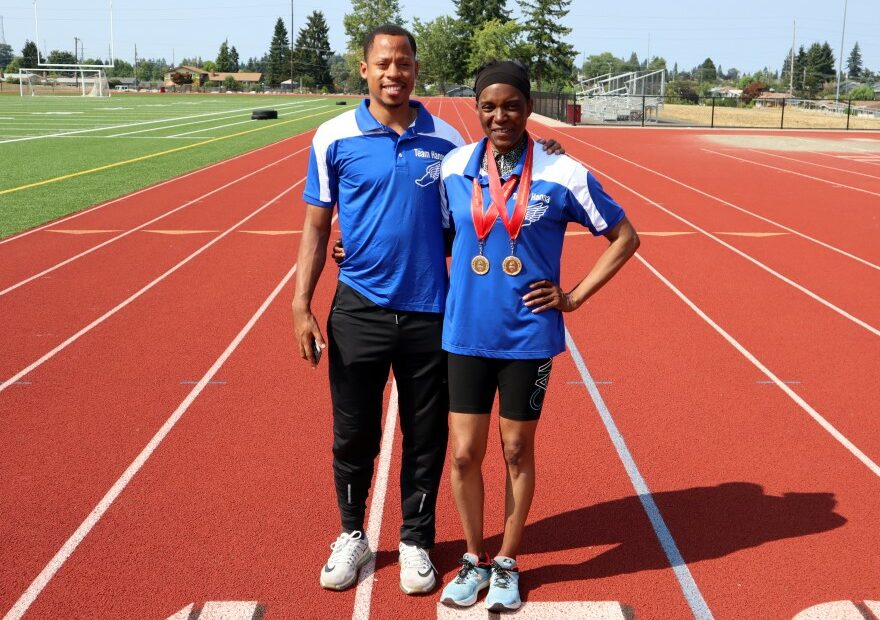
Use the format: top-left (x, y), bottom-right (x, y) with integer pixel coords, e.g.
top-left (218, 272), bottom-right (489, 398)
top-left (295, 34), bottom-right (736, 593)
top-left (523, 192), bottom-right (551, 226)
top-left (416, 161), bottom-right (442, 187)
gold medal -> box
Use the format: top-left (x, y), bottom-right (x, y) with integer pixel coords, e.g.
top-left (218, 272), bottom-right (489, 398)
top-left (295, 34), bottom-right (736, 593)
top-left (471, 255), bottom-right (490, 275)
top-left (502, 255), bottom-right (522, 276)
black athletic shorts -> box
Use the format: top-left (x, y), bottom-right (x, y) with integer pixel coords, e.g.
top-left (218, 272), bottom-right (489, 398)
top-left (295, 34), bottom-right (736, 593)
top-left (447, 353), bottom-right (553, 421)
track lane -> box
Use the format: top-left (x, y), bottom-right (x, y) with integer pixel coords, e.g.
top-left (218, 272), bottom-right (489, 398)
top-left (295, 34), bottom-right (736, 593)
top-left (536, 127), bottom-right (880, 264)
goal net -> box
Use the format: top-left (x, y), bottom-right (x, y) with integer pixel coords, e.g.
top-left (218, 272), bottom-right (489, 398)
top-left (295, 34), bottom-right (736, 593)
top-left (19, 67), bottom-right (110, 97)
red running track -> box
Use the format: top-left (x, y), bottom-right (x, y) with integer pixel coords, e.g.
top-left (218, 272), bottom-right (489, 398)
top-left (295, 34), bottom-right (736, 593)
top-left (1, 97), bottom-right (878, 619)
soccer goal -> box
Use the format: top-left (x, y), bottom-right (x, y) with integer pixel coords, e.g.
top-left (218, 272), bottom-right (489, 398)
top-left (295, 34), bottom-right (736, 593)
top-left (18, 66), bottom-right (111, 97)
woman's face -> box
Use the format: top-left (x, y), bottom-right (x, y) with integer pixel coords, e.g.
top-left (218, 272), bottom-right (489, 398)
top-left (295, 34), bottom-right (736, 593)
top-left (476, 83), bottom-right (533, 153)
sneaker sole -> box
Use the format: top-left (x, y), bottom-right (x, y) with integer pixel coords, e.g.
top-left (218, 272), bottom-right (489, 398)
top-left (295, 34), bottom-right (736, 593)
top-left (319, 549), bottom-right (373, 591)
top-left (399, 575), bottom-right (436, 596)
top-left (486, 600), bottom-right (522, 612)
top-left (440, 581), bottom-right (489, 607)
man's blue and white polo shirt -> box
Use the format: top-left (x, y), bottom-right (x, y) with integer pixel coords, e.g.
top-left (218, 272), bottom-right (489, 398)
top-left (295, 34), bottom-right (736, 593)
top-left (440, 137), bottom-right (626, 359)
top-left (303, 99), bottom-right (464, 313)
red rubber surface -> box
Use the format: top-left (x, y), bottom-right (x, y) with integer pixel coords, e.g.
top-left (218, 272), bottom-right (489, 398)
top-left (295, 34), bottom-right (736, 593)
top-left (1, 98), bottom-right (877, 619)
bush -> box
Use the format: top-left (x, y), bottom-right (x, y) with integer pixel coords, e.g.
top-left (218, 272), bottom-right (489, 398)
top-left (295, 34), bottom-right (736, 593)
top-left (741, 81), bottom-right (767, 104)
top-left (848, 84), bottom-right (875, 101)
top-left (223, 75), bottom-right (239, 92)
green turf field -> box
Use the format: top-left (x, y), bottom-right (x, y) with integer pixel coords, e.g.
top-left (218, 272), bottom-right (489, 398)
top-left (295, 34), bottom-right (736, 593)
top-left (0, 93), bottom-right (354, 238)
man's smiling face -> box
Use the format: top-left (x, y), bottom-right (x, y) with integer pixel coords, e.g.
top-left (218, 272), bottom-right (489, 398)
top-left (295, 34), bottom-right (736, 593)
top-left (360, 34), bottom-right (418, 111)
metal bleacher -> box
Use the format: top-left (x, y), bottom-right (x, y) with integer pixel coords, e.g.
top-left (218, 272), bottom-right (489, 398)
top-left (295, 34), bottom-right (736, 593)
top-left (576, 69), bottom-right (666, 123)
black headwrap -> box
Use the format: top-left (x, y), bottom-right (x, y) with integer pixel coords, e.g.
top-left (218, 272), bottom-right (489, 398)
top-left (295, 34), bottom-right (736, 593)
top-left (474, 61), bottom-right (531, 99)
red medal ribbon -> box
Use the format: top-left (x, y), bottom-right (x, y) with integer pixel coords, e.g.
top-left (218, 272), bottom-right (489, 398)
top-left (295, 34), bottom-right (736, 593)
top-left (471, 177), bottom-right (516, 241)
top-left (470, 136), bottom-right (533, 245)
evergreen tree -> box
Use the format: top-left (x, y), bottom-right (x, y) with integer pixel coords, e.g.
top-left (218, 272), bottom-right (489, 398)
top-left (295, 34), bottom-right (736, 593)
top-left (343, 0), bottom-right (404, 55)
top-left (216, 40), bottom-right (233, 72)
top-left (0, 43), bottom-right (13, 69)
top-left (794, 45), bottom-right (807, 92)
top-left (266, 17), bottom-right (291, 86)
top-left (847, 42), bottom-right (862, 79)
top-left (454, 0), bottom-right (510, 28)
top-left (230, 47), bottom-right (240, 72)
top-left (293, 11), bottom-right (334, 90)
top-left (804, 41), bottom-right (835, 94)
top-left (698, 57), bottom-right (717, 82)
top-left (22, 40), bottom-right (41, 67)
top-left (625, 52), bottom-right (640, 72)
top-left (520, 0), bottom-right (576, 90)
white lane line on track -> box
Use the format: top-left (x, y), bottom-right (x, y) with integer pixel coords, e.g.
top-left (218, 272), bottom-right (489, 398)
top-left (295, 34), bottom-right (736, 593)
top-left (534, 124), bottom-right (879, 272)
top-left (351, 381), bottom-right (399, 620)
top-left (0, 179), bottom-right (306, 394)
top-left (548, 149), bottom-right (880, 338)
top-left (747, 149), bottom-right (880, 181)
top-left (0, 215), bottom-right (323, 620)
top-left (0, 99), bottom-right (322, 144)
top-left (0, 144), bottom-right (311, 298)
top-left (635, 253), bottom-right (880, 479)
top-left (0, 130), bottom-right (314, 247)
top-left (703, 149), bottom-right (880, 199)
top-left (565, 329), bottom-right (714, 620)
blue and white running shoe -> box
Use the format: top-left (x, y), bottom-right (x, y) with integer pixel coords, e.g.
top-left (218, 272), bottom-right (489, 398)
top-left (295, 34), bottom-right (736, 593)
top-left (439, 553), bottom-right (492, 607)
top-left (484, 556), bottom-right (521, 611)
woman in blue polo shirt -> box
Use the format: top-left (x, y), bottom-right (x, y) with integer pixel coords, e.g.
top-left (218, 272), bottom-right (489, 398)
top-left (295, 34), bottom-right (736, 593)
top-left (438, 61), bottom-right (640, 612)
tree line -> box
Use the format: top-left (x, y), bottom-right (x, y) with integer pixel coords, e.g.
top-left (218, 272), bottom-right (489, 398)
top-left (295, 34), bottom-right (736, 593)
top-left (2, 4), bottom-right (875, 100)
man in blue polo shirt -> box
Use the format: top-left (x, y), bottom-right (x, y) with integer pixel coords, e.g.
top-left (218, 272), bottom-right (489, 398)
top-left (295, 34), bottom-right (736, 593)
top-left (292, 24), bottom-right (464, 595)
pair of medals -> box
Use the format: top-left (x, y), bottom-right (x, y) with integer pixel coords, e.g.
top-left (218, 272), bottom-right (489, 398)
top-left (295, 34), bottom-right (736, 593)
top-left (470, 136), bottom-right (534, 276)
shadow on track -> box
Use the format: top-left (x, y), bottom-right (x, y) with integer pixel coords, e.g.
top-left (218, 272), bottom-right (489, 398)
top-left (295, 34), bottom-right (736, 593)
top-left (375, 482), bottom-right (845, 590)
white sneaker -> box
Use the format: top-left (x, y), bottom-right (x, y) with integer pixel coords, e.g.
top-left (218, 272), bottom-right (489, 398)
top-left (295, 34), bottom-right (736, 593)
top-left (399, 541), bottom-right (437, 594)
top-left (320, 531), bottom-right (372, 591)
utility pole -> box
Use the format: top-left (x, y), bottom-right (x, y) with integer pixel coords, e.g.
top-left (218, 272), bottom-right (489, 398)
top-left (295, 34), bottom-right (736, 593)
top-left (1, 15), bottom-right (7, 46)
top-left (835, 0), bottom-right (848, 104)
top-left (134, 43), bottom-right (138, 89)
top-left (289, 0), bottom-right (294, 91)
top-left (790, 20), bottom-right (796, 95)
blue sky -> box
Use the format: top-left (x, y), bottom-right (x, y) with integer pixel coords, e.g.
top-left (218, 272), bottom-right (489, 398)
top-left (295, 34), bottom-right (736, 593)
top-left (2, 0), bottom-right (878, 76)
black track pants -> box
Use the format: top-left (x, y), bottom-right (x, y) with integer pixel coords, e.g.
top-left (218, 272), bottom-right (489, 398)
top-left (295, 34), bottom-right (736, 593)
top-left (327, 282), bottom-right (449, 548)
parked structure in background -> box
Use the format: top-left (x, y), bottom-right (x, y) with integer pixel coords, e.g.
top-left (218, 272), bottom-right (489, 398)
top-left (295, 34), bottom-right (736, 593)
top-left (162, 65), bottom-right (262, 88)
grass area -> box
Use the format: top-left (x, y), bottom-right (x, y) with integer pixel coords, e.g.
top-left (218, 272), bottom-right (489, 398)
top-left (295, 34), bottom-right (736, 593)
top-left (0, 93), bottom-right (355, 238)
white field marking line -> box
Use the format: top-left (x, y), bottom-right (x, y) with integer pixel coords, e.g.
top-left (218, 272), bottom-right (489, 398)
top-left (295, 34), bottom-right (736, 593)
top-left (168, 104), bottom-right (332, 138)
top-left (635, 253), bottom-right (880, 478)
top-left (0, 180), bottom-right (305, 395)
top-left (0, 130), bottom-right (315, 247)
top-left (748, 148), bottom-right (880, 181)
top-left (0, 100), bottom-right (318, 145)
top-left (1, 219), bottom-right (315, 620)
top-left (0, 144), bottom-right (311, 298)
top-left (552, 150), bottom-right (880, 338)
top-left (703, 149), bottom-right (880, 199)
top-left (541, 127), bottom-right (880, 272)
top-left (108, 100), bottom-right (310, 138)
top-left (351, 380), bottom-right (399, 620)
top-left (565, 329), bottom-right (714, 620)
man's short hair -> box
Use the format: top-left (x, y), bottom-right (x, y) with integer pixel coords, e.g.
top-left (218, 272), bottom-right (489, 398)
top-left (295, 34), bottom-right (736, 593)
top-left (363, 24), bottom-right (417, 60)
